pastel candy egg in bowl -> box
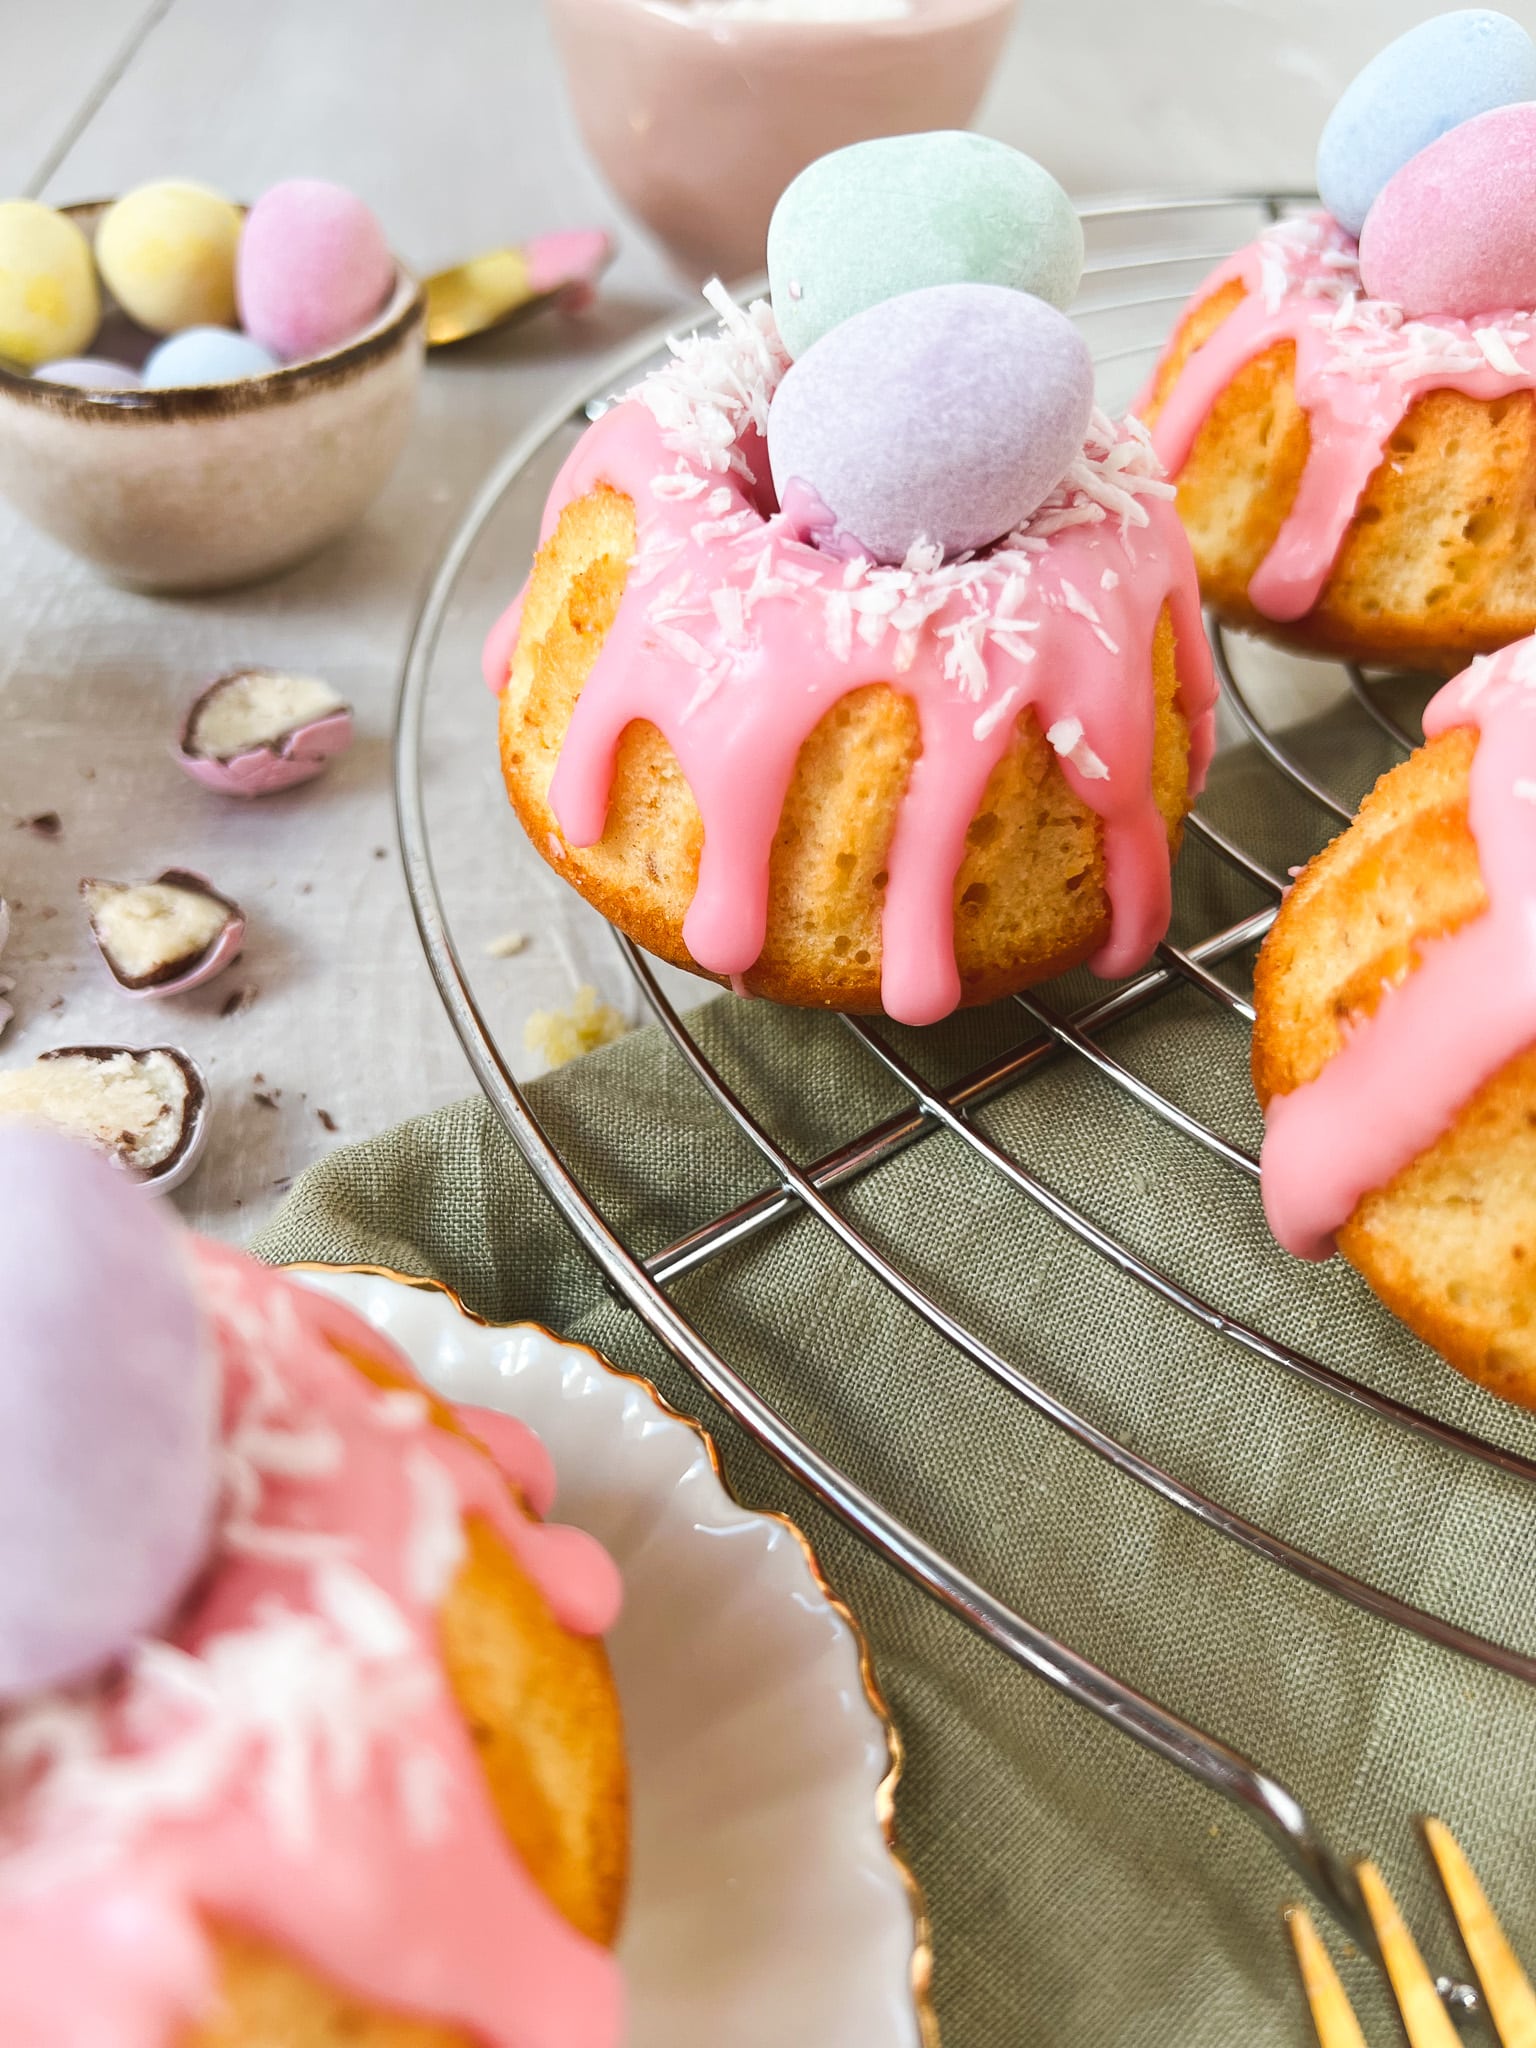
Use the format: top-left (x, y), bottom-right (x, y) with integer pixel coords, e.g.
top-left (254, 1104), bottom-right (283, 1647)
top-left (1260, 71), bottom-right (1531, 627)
top-left (1358, 101), bottom-right (1536, 319)
top-left (238, 178), bottom-right (395, 361)
top-left (0, 199), bottom-right (99, 369)
top-left (95, 179), bottom-right (243, 334)
top-left (0, 199), bottom-right (424, 593)
top-left (766, 281), bottom-right (1094, 564)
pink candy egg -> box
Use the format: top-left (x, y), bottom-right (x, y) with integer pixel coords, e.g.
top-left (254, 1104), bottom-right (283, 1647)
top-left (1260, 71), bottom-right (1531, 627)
top-left (1359, 101), bottom-right (1536, 319)
top-left (237, 178), bottom-right (394, 361)
top-left (0, 1127), bottom-right (218, 1696)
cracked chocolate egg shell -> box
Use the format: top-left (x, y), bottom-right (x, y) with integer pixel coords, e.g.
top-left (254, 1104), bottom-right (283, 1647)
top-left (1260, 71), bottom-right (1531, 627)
top-left (0, 1045), bottom-right (210, 1191)
top-left (177, 668), bottom-right (353, 796)
top-left (82, 869), bottom-right (245, 997)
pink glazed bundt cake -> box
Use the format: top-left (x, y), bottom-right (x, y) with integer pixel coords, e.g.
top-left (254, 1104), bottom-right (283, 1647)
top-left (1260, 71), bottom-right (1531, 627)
top-left (485, 137), bottom-right (1215, 1028)
top-left (1143, 13), bottom-right (1536, 668)
top-left (0, 1127), bottom-right (627, 2048)
top-left (1254, 635), bottom-right (1536, 1408)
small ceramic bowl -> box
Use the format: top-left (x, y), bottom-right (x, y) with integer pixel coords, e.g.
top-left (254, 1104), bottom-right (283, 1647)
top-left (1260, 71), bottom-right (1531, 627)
top-left (0, 201), bottom-right (425, 594)
top-left (546, 0), bottom-right (1018, 282)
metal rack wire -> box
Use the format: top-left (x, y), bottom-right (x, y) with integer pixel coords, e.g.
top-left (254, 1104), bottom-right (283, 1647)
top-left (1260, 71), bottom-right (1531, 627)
top-left (393, 196), bottom-right (1528, 1960)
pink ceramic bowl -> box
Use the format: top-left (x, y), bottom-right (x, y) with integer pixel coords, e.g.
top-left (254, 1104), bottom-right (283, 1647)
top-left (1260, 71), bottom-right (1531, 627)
top-left (545, 0), bottom-right (1018, 282)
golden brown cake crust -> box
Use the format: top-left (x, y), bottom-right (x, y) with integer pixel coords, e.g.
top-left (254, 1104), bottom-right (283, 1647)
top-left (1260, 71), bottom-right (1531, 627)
top-left (1252, 728), bottom-right (1536, 1406)
top-left (1145, 282), bottom-right (1536, 668)
top-left (189, 1339), bottom-right (628, 2046)
top-left (498, 484), bottom-right (1200, 1013)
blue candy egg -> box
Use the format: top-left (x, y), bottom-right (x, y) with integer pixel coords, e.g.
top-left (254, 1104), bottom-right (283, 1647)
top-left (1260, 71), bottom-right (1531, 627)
top-left (142, 325), bottom-right (281, 388)
top-left (1317, 9), bottom-right (1536, 238)
top-left (767, 283), bottom-right (1094, 566)
top-left (0, 1127), bottom-right (217, 1696)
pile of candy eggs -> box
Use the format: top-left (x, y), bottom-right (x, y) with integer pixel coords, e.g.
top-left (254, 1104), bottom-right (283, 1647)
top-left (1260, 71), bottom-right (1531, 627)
top-left (762, 131), bottom-right (1093, 566)
top-left (0, 176), bottom-right (395, 392)
top-left (1315, 9), bottom-right (1536, 318)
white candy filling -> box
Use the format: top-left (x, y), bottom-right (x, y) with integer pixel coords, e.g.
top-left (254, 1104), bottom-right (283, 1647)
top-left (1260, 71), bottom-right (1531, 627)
top-left (189, 671), bottom-right (345, 760)
top-left (0, 1050), bottom-right (193, 1171)
top-left (84, 880), bottom-right (230, 984)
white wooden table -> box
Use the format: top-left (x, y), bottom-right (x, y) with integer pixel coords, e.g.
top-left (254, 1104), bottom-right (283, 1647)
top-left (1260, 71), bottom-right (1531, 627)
top-left (0, 0), bottom-right (1468, 1237)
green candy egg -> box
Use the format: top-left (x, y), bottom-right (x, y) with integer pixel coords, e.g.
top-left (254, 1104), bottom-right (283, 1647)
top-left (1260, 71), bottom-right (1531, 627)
top-left (767, 132), bottom-right (1083, 360)
top-left (0, 201), bottom-right (99, 370)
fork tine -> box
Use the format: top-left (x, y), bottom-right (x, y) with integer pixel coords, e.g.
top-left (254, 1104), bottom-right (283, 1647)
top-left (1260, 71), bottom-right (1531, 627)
top-left (1287, 1906), bottom-right (1369, 2048)
top-left (1422, 1816), bottom-right (1536, 2047)
top-left (1356, 1860), bottom-right (1462, 2048)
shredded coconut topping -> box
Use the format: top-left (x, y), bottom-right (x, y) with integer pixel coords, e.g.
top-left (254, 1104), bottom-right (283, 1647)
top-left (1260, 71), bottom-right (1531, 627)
top-left (619, 288), bottom-right (1177, 704)
top-left (1253, 215), bottom-right (1536, 387)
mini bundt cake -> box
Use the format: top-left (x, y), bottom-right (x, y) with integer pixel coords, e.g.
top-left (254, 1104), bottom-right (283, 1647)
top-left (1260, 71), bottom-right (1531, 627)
top-left (0, 1128), bottom-right (627, 2048)
top-left (488, 292), bottom-right (1215, 1026)
top-left (1142, 11), bottom-right (1536, 670)
top-left (1253, 635), bottom-right (1536, 1406)
top-left (1141, 215), bottom-right (1536, 669)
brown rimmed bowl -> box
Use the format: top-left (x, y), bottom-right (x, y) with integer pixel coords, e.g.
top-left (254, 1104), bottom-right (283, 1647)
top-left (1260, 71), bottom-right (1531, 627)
top-left (0, 201), bottom-right (425, 593)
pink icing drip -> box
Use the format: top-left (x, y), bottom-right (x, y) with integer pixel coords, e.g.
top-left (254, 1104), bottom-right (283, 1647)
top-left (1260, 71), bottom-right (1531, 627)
top-left (1144, 215), bottom-right (1536, 621)
top-left (495, 399), bottom-right (1214, 1027)
top-left (0, 1247), bottom-right (623, 2048)
top-left (1261, 638), bottom-right (1536, 1261)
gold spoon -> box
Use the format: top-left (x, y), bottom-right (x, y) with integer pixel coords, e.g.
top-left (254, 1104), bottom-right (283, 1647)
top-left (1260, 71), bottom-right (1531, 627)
top-left (423, 228), bottom-right (614, 348)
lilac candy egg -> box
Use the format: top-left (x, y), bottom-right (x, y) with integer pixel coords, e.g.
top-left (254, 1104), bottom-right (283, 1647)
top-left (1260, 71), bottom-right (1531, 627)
top-left (237, 178), bottom-right (394, 362)
top-left (33, 357), bottom-right (141, 390)
top-left (0, 1126), bottom-right (218, 1696)
top-left (767, 283), bottom-right (1094, 565)
top-left (1359, 102), bottom-right (1536, 318)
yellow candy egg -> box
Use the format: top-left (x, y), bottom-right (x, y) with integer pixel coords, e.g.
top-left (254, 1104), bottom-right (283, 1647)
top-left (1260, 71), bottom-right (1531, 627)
top-left (0, 201), bottom-right (99, 369)
top-left (96, 181), bottom-right (242, 334)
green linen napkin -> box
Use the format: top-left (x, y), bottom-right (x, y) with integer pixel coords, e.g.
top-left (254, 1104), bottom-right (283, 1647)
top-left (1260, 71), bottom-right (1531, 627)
top-left (256, 694), bottom-right (1536, 2048)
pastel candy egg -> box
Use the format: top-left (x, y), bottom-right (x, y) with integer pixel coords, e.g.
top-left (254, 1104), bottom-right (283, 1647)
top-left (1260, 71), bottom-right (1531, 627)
top-left (33, 356), bottom-right (140, 390)
top-left (237, 178), bottom-right (393, 361)
top-left (768, 131), bottom-right (1083, 360)
top-left (96, 180), bottom-right (242, 334)
top-left (1317, 10), bottom-right (1536, 239)
top-left (1359, 102), bottom-right (1536, 318)
top-left (143, 326), bottom-right (280, 387)
top-left (0, 1125), bottom-right (217, 1695)
top-left (767, 282), bottom-right (1094, 565)
top-left (0, 200), bottom-right (99, 370)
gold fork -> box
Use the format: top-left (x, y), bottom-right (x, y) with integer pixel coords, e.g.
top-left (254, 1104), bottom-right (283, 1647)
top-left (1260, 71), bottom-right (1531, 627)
top-left (1289, 1818), bottom-right (1536, 2046)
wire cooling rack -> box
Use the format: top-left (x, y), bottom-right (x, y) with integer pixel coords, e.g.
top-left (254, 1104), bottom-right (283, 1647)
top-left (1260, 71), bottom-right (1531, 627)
top-left (393, 194), bottom-right (1533, 1959)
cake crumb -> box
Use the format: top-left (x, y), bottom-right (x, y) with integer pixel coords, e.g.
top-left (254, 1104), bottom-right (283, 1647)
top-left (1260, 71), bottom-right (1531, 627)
top-left (523, 985), bottom-right (628, 1069)
top-left (485, 930), bottom-right (528, 958)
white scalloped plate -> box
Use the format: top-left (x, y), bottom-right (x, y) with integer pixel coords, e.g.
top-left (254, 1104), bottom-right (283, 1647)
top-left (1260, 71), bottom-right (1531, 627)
top-left (291, 1266), bottom-right (933, 2048)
